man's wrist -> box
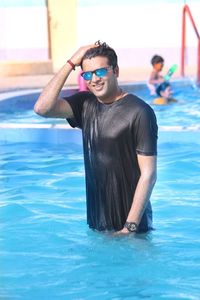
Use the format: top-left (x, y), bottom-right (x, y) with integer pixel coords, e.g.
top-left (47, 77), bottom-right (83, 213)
top-left (124, 222), bottom-right (138, 233)
top-left (67, 59), bottom-right (76, 70)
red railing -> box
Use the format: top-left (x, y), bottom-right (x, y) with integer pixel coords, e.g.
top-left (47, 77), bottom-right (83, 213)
top-left (181, 4), bottom-right (200, 84)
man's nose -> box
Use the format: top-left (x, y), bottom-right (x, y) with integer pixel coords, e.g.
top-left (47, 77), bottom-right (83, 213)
top-left (91, 73), bottom-right (101, 81)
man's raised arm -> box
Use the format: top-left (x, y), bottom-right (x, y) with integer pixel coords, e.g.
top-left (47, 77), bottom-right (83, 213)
top-left (34, 44), bottom-right (96, 119)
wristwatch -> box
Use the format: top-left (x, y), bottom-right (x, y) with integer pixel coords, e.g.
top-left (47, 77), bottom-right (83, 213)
top-left (124, 222), bottom-right (138, 233)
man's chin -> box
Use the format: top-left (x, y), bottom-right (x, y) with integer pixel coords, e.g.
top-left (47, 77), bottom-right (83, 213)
top-left (92, 90), bottom-right (105, 98)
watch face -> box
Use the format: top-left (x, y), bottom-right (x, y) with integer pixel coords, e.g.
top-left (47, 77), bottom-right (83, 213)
top-left (125, 222), bottom-right (137, 232)
top-left (128, 223), bottom-right (137, 232)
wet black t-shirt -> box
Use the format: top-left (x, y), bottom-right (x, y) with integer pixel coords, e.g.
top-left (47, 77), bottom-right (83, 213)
top-left (65, 92), bottom-right (158, 232)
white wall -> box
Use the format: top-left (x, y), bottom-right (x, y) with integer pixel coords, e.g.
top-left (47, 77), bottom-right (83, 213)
top-left (0, 3), bottom-right (48, 61)
top-left (1, 0), bottom-right (199, 78)
top-left (77, 2), bottom-right (200, 70)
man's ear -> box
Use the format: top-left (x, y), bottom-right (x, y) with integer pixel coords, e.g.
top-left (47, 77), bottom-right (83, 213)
top-left (113, 66), bottom-right (119, 77)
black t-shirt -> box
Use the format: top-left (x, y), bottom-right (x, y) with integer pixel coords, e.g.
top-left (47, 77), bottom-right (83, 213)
top-left (65, 92), bottom-right (158, 232)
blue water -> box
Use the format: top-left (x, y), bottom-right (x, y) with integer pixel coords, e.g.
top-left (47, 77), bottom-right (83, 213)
top-left (129, 81), bottom-right (200, 127)
top-left (0, 83), bottom-right (200, 299)
top-left (1, 82), bottom-right (200, 127)
top-left (0, 138), bottom-right (200, 300)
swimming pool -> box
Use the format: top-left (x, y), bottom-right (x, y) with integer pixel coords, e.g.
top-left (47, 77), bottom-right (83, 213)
top-left (0, 84), bottom-right (200, 299)
top-left (1, 139), bottom-right (200, 300)
top-left (0, 88), bottom-right (76, 125)
top-left (0, 80), bottom-right (200, 128)
top-left (135, 81), bottom-right (200, 127)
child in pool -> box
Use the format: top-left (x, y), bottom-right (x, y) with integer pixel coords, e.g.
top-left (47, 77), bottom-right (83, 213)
top-left (153, 82), bottom-right (178, 105)
top-left (147, 55), bottom-right (165, 95)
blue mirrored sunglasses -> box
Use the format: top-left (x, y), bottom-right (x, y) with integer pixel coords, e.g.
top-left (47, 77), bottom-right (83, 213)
top-left (81, 67), bottom-right (112, 81)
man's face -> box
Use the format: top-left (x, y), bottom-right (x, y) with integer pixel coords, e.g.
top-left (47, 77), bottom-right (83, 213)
top-left (81, 56), bottom-right (119, 100)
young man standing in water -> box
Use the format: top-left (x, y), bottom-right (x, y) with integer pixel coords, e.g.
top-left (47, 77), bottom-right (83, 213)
top-left (34, 41), bottom-right (158, 235)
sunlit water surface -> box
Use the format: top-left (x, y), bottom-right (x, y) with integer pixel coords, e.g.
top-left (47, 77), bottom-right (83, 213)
top-left (1, 82), bottom-right (200, 127)
top-left (0, 82), bottom-right (200, 299)
top-left (0, 140), bottom-right (200, 300)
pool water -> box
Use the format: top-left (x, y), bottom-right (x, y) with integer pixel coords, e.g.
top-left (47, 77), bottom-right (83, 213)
top-left (0, 81), bottom-right (200, 127)
top-left (1, 139), bottom-right (200, 300)
top-left (0, 88), bottom-right (75, 125)
top-left (0, 109), bottom-right (66, 124)
top-left (128, 81), bottom-right (200, 127)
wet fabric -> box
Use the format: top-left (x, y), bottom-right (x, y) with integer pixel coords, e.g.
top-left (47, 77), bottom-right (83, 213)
top-left (65, 92), bottom-right (158, 232)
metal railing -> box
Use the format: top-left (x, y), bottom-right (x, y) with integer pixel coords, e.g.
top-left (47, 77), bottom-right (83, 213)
top-left (181, 4), bottom-right (200, 84)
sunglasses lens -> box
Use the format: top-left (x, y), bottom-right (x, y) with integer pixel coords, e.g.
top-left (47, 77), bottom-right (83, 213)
top-left (81, 68), bottom-right (109, 81)
top-left (82, 72), bottom-right (92, 81)
top-left (95, 68), bottom-right (108, 77)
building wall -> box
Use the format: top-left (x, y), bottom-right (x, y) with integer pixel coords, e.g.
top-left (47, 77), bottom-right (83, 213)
top-left (0, 0), bottom-right (199, 81)
top-left (77, 0), bottom-right (200, 81)
top-left (0, 0), bottom-right (77, 76)
top-left (48, 0), bottom-right (77, 71)
top-left (0, 0), bottom-right (48, 61)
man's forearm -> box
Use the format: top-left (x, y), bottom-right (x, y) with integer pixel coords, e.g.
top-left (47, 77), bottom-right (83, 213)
top-left (126, 173), bottom-right (156, 225)
top-left (34, 62), bottom-right (73, 116)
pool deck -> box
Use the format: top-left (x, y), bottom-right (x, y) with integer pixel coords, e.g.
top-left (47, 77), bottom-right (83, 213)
top-left (0, 74), bottom-right (58, 93)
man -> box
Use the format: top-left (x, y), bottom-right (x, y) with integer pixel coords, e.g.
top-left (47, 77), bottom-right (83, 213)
top-left (34, 41), bottom-right (158, 235)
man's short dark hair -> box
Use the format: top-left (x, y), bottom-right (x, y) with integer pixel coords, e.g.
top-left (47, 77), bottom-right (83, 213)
top-left (81, 41), bottom-right (118, 69)
top-left (151, 55), bottom-right (164, 66)
top-left (156, 82), bottom-right (170, 96)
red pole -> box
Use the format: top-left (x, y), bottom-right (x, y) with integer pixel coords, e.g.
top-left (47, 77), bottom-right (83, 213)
top-left (46, 0), bottom-right (52, 60)
top-left (181, 4), bottom-right (200, 82)
top-left (185, 5), bottom-right (200, 39)
top-left (181, 6), bottom-right (186, 77)
top-left (197, 39), bottom-right (200, 85)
